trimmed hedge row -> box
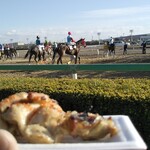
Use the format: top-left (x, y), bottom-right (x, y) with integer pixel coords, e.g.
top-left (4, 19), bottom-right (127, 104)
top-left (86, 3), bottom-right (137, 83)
top-left (0, 77), bottom-right (149, 148)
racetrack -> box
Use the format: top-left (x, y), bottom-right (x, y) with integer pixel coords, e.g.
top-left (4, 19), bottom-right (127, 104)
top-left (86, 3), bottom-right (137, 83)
top-left (0, 45), bottom-right (150, 64)
top-left (0, 45), bottom-right (150, 79)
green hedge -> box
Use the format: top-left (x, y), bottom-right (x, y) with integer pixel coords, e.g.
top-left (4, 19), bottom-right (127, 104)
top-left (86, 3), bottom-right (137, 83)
top-left (0, 77), bottom-right (149, 148)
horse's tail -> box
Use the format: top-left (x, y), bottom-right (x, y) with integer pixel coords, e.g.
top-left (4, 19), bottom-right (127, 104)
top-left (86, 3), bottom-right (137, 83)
top-left (24, 49), bottom-right (30, 59)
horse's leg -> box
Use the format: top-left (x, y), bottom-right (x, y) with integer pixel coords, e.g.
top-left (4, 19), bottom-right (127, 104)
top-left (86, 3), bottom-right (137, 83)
top-left (112, 49), bottom-right (115, 58)
top-left (29, 54), bottom-right (32, 63)
top-left (35, 54), bottom-right (39, 63)
top-left (106, 50), bottom-right (109, 57)
top-left (57, 57), bottom-right (61, 64)
top-left (57, 53), bottom-right (63, 64)
top-left (52, 51), bottom-right (56, 64)
top-left (42, 51), bottom-right (45, 61)
top-left (60, 57), bottom-right (63, 64)
top-left (74, 55), bottom-right (78, 64)
top-left (103, 50), bottom-right (106, 57)
top-left (24, 50), bottom-right (29, 59)
top-left (67, 55), bottom-right (75, 64)
top-left (38, 52), bottom-right (41, 62)
top-left (78, 56), bottom-right (80, 64)
top-left (7, 51), bottom-right (12, 59)
top-left (113, 47), bottom-right (116, 57)
top-left (108, 50), bottom-right (110, 56)
top-left (15, 51), bottom-right (18, 58)
top-left (0, 53), bottom-right (1, 60)
top-left (10, 52), bottom-right (13, 60)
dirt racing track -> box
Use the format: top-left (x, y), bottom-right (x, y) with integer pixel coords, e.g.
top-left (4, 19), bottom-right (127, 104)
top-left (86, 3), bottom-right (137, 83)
top-left (0, 45), bottom-right (150, 79)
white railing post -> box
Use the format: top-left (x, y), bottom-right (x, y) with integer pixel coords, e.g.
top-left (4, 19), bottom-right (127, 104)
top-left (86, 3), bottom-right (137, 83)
top-left (72, 73), bottom-right (78, 79)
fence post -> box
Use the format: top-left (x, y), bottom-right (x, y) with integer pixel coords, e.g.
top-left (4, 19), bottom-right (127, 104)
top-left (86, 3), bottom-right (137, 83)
top-left (72, 73), bottom-right (78, 79)
top-left (68, 65), bottom-right (78, 79)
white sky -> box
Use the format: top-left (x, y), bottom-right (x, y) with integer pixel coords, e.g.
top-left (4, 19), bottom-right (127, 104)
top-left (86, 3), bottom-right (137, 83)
top-left (0, 0), bottom-right (150, 43)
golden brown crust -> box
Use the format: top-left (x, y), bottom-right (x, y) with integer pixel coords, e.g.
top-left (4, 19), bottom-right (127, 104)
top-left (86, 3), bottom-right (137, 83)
top-left (0, 92), bottom-right (28, 112)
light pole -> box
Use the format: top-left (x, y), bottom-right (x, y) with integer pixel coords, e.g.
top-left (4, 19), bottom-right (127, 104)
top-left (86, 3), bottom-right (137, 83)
top-left (129, 29), bottom-right (133, 43)
top-left (97, 32), bottom-right (101, 55)
top-left (97, 32), bottom-right (101, 45)
top-left (129, 29), bottom-right (134, 49)
top-left (26, 38), bottom-right (29, 49)
top-left (10, 39), bottom-right (13, 48)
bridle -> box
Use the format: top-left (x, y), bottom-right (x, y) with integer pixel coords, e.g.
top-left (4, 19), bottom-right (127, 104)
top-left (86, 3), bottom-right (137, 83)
top-left (76, 38), bottom-right (86, 48)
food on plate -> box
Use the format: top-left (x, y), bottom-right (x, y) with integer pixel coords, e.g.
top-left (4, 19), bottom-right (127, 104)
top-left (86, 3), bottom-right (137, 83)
top-left (61, 111), bottom-right (118, 140)
top-left (0, 92), bottom-right (118, 143)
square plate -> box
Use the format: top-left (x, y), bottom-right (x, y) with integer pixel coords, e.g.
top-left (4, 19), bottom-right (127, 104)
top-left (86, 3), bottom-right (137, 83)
top-left (19, 115), bottom-right (147, 150)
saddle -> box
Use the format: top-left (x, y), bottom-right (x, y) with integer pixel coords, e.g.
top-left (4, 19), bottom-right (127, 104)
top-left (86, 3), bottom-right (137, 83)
top-left (68, 46), bottom-right (76, 55)
top-left (37, 45), bottom-right (44, 52)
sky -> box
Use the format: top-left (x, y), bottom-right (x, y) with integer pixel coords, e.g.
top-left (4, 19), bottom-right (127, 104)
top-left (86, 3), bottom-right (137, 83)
top-left (0, 0), bottom-right (150, 44)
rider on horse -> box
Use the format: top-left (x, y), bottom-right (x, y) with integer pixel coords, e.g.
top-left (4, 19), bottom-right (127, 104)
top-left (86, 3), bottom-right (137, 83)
top-left (36, 36), bottom-right (43, 52)
top-left (67, 32), bottom-right (76, 51)
top-left (36, 36), bottom-right (40, 46)
top-left (109, 37), bottom-right (114, 46)
top-left (44, 38), bottom-right (48, 47)
top-left (0, 44), bottom-right (4, 59)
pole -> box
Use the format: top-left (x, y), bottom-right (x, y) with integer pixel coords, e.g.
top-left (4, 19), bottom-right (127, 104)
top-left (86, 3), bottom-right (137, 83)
top-left (129, 29), bottom-right (134, 50)
top-left (97, 32), bottom-right (101, 45)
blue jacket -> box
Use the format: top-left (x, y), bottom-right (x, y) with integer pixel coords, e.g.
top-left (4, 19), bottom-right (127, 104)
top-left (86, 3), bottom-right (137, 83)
top-left (36, 39), bottom-right (40, 45)
top-left (67, 35), bottom-right (72, 44)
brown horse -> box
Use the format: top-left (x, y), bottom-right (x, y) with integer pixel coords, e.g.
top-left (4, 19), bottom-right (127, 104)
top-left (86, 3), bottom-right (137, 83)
top-left (24, 45), bottom-right (44, 63)
top-left (52, 38), bottom-right (86, 64)
top-left (24, 44), bottom-right (52, 63)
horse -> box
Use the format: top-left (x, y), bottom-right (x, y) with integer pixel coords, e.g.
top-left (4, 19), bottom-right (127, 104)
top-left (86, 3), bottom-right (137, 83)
top-left (24, 44), bottom-right (52, 63)
top-left (10, 48), bottom-right (18, 58)
top-left (108, 43), bottom-right (115, 57)
top-left (0, 50), bottom-right (4, 60)
top-left (24, 45), bottom-right (44, 63)
top-left (1, 47), bottom-right (17, 60)
top-left (43, 44), bottom-right (53, 60)
top-left (52, 38), bottom-right (86, 64)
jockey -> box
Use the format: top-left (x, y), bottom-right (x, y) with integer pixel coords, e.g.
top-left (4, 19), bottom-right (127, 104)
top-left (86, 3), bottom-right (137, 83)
top-left (0, 44), bottom-right (2, 49)
top-left (44, 39), bottom-right (48, 47)
top-left (0, 44), bottom-right (2, 57)
top-left (67, 32), bottom-right (76, 50)
top-left (109, 37), bottom-right (114, 45)
top-left (1, 44), bottom-right (4, 53)
top-left (36, 36), bottom-right (43, 52)
top-left (36, 36), bottom-right (40, 46)
top-left (5, 44), bottom-right (10, 50)
top-left (53, 41), bottom-right (57, 49)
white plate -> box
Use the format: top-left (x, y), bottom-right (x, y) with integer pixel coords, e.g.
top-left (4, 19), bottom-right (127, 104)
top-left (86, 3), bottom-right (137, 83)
top-left (19, 115), bottom-right (147, 150)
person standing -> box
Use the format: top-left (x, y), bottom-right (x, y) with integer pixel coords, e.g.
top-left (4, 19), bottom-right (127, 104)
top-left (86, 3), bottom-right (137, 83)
top-left (141, 41), bottom-right (147, 54)
top-left (123, 42), bottom-right (128, 55)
